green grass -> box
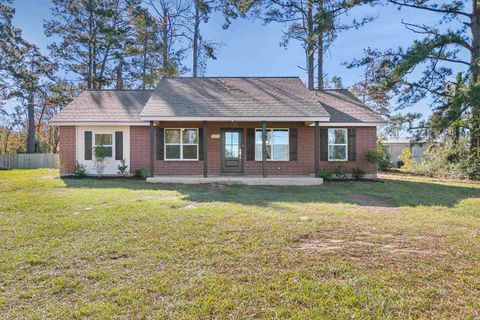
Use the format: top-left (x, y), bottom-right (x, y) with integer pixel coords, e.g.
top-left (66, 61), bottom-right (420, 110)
top-left (0, 169), bottom-right (479, 319)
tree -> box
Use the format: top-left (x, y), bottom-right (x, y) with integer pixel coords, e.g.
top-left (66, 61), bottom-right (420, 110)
top-left (147, 0), bottom-right (191, 77)
top-left (350, 0), bottom-right (480, 158)
top-left (45, 0), bottom-right (141, 89)
top-left (383, 112), bottom-right (422, 139)
top-left (244, 0), bottom-right (373, 90)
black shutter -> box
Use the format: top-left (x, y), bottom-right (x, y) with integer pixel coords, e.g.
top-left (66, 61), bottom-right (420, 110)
top-left (289, 128), bottom-right (297, 161)
top-left (84, 131), bottom-right (92, 160)
top-left (198, 128), bottom-right (204, 161)
top-left (246, 128), bottom-right (255, 161)
top-left (115, 131), bottom-right (123, 160)
top-left (348, 128), bottom-right (356, 161)
top-left (320, 128), bottom-right (328, 161)
top-left (156, 128), bottom-right (164, 160)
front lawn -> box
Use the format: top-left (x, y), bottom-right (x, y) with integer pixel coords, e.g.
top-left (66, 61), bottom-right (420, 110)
top-left (0, 170), bottom-right (479, 319)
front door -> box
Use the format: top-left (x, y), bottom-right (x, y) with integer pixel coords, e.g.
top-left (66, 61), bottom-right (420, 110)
top-left (221, 129), bottom-right (243, 174)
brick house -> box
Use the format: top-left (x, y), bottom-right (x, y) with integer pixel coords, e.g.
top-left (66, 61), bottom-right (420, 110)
top-left (51, 77), bottom-right (385, 182)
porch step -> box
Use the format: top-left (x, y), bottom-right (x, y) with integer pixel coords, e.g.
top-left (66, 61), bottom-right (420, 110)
top-left (146, 175), bottom-right (323, 186)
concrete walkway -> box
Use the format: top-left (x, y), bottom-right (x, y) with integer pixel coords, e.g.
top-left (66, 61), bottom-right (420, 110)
top-left (146, 175), bottom-right (324, 186)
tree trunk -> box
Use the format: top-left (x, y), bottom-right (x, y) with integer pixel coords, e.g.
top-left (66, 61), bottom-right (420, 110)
top-left (116, 57), bottom-right (124, 90)
top-left (470, 0), bottom-right (480, 154)
top-left (192, 0), bottom-right (200, 77)
top-left (317, 0), bottom-right (324, 90)
top-left (87, 4), bottom-right (94, 89)
top-left (27, 91), bottom-right (36, 153)
top-left (142, 38), bottom-right (148, 90)
top-left (161, 7), bottom-right (169, 76)
top-left (307, 0), bottom-right (314, 91)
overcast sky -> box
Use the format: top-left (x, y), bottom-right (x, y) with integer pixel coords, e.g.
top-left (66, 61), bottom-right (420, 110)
top-left (11, 0), bottom-right (471, 120)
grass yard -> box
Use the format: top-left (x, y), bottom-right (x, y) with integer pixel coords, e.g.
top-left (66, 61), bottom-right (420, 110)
top-left (0, 170), bottom-right (479, 319)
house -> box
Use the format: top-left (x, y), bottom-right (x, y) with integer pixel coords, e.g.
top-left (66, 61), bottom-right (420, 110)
top-left (383, 137), bottom-right (434, 168)
top-left (50, 77), bottom-right (385, 183)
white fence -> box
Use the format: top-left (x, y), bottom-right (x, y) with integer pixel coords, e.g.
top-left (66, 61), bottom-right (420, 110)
top-left (0, 153), bottom-right (59, 169)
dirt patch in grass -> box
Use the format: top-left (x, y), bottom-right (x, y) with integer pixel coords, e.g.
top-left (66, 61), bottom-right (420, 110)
top-left (347, 194), bottom-right (401, 214)
top-left (298, 234), bottom-right (447, 258)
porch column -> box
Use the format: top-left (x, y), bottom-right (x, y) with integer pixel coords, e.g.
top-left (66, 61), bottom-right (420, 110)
top-left (262, 121), bottom-right (267, 177)
top-left (203, 121), bottom-right (208, 177)
top-left (314, 121), bottom-right (320, 178)
top-left (149, 121), bottom-right (154, 178)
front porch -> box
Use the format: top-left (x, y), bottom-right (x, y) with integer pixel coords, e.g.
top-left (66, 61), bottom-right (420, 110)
top-left (146, 175), bottom-right (324, 186)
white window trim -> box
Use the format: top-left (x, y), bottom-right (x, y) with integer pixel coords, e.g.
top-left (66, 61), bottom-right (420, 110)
top-left (94, 133), bottom-right (113, 159)
top-left (164, 128), bottom-right (199, 161)
top-left (328, 128), bottom-right (348, 162)
top-left (254, 128), bottom-right (290, 162)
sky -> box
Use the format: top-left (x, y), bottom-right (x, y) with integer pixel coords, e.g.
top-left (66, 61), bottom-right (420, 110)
top-left (10, 0), bottom-right (470, 120)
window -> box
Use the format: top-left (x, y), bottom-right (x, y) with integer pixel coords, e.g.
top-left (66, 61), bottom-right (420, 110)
top-left (94, 133), bottom-right (113, 158)
top-left (164, 129), bottom-right (198, 160)
top-left (328, 128), bottom-right (347, 161)
top-left (255, 129), bottom-right (289, 161)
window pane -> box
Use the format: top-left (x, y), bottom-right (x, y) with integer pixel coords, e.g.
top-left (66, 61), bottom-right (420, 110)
top-left (225, 145), bottom-right (239, 158)
top-left (255, 144), bottom-right (262, 161)
top-left (273, 145), bottom-right (288, 160)
top-left (272, 130), bottom-right (288, 145)
top-left (166, 145), bottom-right (180, 159)
top-left (255, 130), bottom-right (262, 144)
top-left (104, 146), bottom-right (113, 157)
top-left (328, 145), bottom-right (346, 161)
top-left (165, 129), bottom-right (181, 143)
top-left (329, 129), bottom-right (346, 144)
top-left (183, 145), bottom-right (197, 159)
top-left (182, 129), bottom-right (198, 144)
top-left (95, 134), bottom-right (112, 145)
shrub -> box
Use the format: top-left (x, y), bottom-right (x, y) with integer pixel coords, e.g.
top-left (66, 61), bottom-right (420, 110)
top-left (333, 164), bottom-right (347, 180)
top-left (318, 168), bottom-right (333, 180)
top-left (117, 159), bottom-right (129, 176)
top-left (399, 147), bottom-right (415, 170)
top-left (419, 141), bottom-right (480, 180)
top-left (74, 162), bottom-right (87, 178)
top-left (352, 167), bottom-right (365, 180)
top-left (364, 149), bottom-right (384, 166)
top-left (93, 146), bottom-right (109, 176)
top-left (133, 168), bottom-right (149, 179)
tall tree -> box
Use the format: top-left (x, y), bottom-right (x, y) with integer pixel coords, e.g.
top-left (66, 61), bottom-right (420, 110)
top-left (45, 0), bottom-right (140, 89)
top-left (350, 0), bottom-right (480, 156)
top-left (147, 0), bottom-right (191, 77)
top-left (244, 0), bottom-right (373, 90)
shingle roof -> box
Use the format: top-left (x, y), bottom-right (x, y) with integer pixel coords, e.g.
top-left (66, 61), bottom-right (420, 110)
top-left (50, 90), bottom-right (153, 123)
top-left (315, 89), bottom-right (385, 123)
top-left (140, 77), bottom-right (330, 119)
top-left (51, 78), bottom-right (386, 125)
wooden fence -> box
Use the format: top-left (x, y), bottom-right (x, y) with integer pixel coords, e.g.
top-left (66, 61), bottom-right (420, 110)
top-left (0, 153), bottom-right (59, 169)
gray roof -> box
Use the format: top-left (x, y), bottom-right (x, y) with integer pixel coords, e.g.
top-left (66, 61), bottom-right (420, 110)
top-left (140, 77), bottom-right (330, 119)
top-left (316, 89), bottom-right (385, 123)
top-left (51, 78), bottom-right (385, 125)
top-left (51, 90), bottom-right (153, 123)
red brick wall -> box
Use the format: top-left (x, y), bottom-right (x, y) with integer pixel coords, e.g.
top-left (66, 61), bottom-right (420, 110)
top-left (130, 122), bottom-right (378, 176)
top-left (58, 126), bottom-right (76, 174)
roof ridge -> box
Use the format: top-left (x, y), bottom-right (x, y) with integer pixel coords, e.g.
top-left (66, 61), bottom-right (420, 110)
top-left (85, 89), bottom-right (155, 92)
top-left (160, 76), bottom-right (301, 79)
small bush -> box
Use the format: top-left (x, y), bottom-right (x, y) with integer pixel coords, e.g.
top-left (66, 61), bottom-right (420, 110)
top-left (117, 159), bottom-right (129, 176)
top-left (333, 164), bottom-right (347, 180)
top-left (399, 147), bottom-right (415, 170)
top-left (74, 162), bottom-right (87, 178)
top-left (133, 168), bottom-right (149, 179)
top-left (318, 168), bottom-right (333, 180)
top-left (364, 149), bottom-right (384, 166)
top-left (352, 167), bottom-right (365, 180)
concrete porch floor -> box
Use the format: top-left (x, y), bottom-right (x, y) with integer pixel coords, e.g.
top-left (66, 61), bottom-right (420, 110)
top-left (146, 175), bottom-right (324, 186)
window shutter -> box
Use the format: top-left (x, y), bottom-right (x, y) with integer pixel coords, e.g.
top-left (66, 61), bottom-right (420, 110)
top-left (320, 128), bottom-right (328, 161)
top-left (84, 131), bottom-right (92, 160)
top-left (198, 128), bottom-right (204, 161)
top-left (348, 128), bottom-right (356, 161)
top-left (115, 131), bottom-right (123, 160)
top-left (246, 128), bottom-right (255, 161)
top-left (156, 128), bottom-right (164, 160)
top-left (289, 128), bottom-right (297, 161)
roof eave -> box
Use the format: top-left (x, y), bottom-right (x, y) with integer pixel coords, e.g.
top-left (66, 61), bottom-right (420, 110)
top-left (139, 116), bottom-right (331, 122)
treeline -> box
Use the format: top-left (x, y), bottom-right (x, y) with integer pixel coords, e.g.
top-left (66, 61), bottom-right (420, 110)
top-left (0, 0), bottom-right (479, 179)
